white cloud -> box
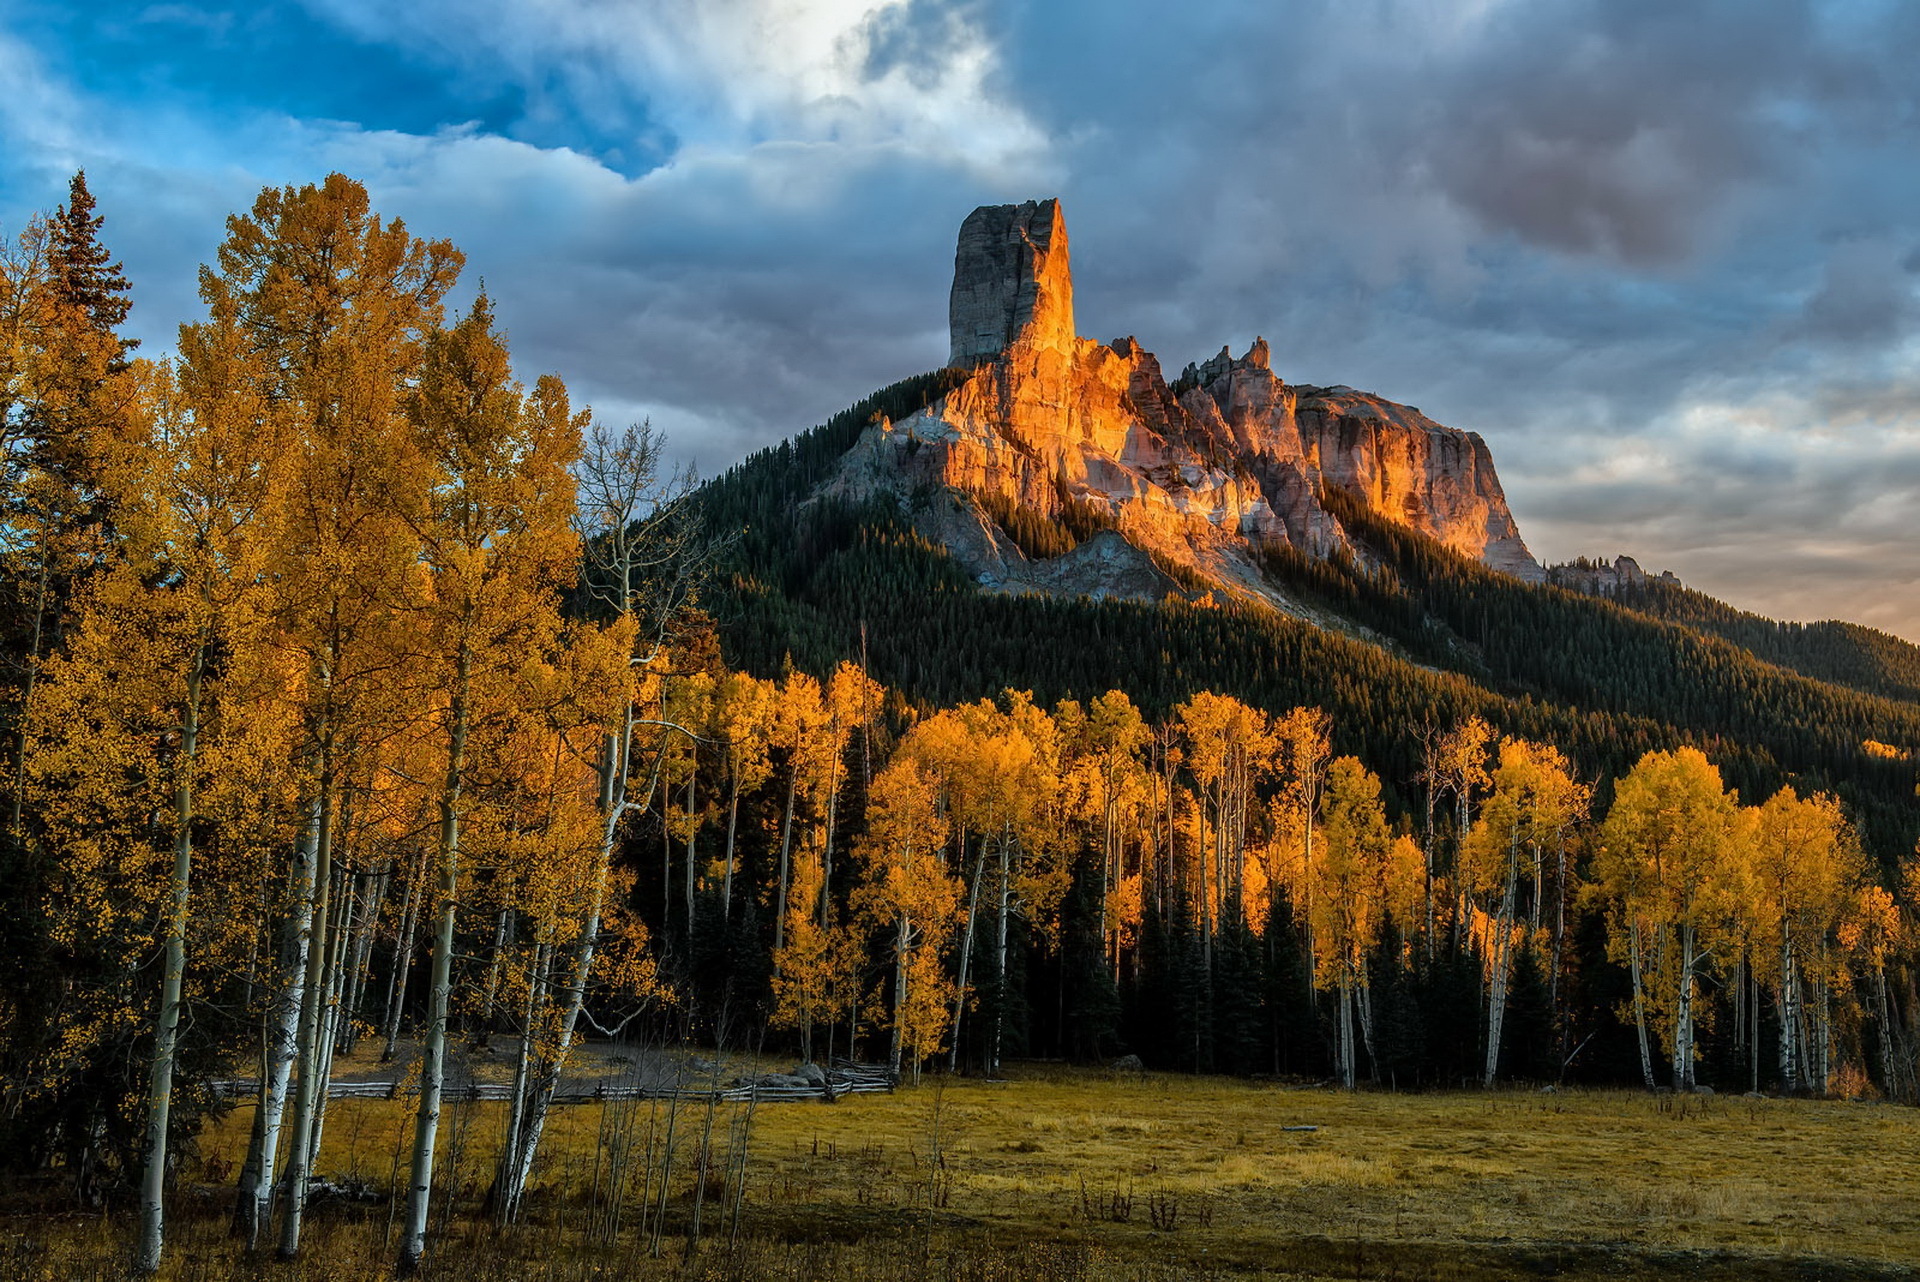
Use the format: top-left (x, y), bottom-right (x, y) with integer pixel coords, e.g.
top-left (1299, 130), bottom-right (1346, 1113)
top-left (298, 0), bottom-right (1049, 176)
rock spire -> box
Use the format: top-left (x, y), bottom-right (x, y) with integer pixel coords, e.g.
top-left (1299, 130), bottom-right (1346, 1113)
top-left (947, 199), bottom-right (1075, 366)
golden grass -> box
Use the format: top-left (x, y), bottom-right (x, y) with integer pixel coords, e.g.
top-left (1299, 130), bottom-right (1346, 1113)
top-left (11, 1058), bottom-right (1920, 1280)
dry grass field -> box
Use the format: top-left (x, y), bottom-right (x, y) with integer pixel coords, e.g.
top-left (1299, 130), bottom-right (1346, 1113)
top-left (8, 1053), bottom-right (1920, 1280)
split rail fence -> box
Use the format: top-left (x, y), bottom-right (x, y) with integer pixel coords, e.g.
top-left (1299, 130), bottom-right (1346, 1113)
top-left (208, 1060), bottom-right (898, 1107)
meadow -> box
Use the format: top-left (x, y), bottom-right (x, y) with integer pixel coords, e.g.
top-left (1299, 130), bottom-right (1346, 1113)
top-left (7, 1052), bottom-right (1919, 1281)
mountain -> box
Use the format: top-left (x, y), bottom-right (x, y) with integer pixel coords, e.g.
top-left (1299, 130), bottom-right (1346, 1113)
top-left (695, 200), bottom-right (1920, 866)
top-left (824, 199), bottom-right (1541, 617)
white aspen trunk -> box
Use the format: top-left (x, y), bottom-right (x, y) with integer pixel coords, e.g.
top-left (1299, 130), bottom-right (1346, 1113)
top-left (276, 772), bottom-right (336, 1259)
top-left (1779, 929), bottom-right (1799, 1092)
top-left (1356, 981), bottom-right (1376, 1080)
top-left (890, 913), bottom-right (908, 1077)
top-left (1530, 845), bottom-right (1543, 932)
top-left (496, 721), bottom-right (638, 1224)
top-left (491, 942), bottom-right (545, 1223)
top-left (1550, 837), bottom-right (1568, 1040)
top-left (302, 862), bottom-right (359, 1177)
top-left (683, 772), bottom-right (696, 932)
top-left (1874, 969), bottom-right (1899, 1099)
top-left (819, 748), bottom-right (840, 929)
top-left (991, 829), bottom-right (1012, 1075)
top-left (1734, 952), bottom-right (1745, 1054)
top-left (398, 645), bottom-right (470, 1274)
top-left (1483, 829), bottom-right (1520, 1088)
top-left (1629, 919), bottom-right (1655, 1090)
top-left (948, 839), bottom-right (986, 1073)
top-left (1338, 973), bottom-right (1355, 1090)
top-left (339, 865), bottom-right (388, 1054)
top-left (774, 772), bottom-right (795, 954)
top-left (381, 842), bottom-right (428, 1062)
top-left (721, 775), bottom-right (739, 921)
top-left (1103, 785), bottom-right (1117, 980)
top-left (235, 798), bottom-right (322, 1247)
top-left (1673, 921), bottom-right (1696, 1091)
top-left (1422, 780), bottom-right (1436, 962)
top-left (134, 655), bottom-right (201, 1274)
top-left (1302, 800), bottom-right (1317, 976)
top-left (1816, 943), bottom-right (1831, 1094)
top-left (474, 906), bottom-right (512, 1042)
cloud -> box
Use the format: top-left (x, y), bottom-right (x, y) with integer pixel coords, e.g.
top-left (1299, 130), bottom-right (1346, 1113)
top-left (5, 0), bottom-right (1920, 639)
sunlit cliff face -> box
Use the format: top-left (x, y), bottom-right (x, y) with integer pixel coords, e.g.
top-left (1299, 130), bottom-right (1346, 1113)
top-left (831, 199), bottom-right (1540, 612)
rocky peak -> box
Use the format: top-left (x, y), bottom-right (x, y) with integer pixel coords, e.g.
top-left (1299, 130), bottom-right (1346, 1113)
top-left (834, 198), bottom-right (1544, 612)
top-left (948, 199), bottom-right (1075, 365)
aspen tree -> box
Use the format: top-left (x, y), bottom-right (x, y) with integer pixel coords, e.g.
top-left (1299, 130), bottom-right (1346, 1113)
top-left (29, 332), bottom-right (286, 1269)
top-left (1311, 757), bottom-right (1393, 1089)
top-left (855, 759), bottom-right (960, 1080)
top-left (1273, 707), bottom-right (1331, 974)
top-left (714, 672), bottom-right (776, 921)
top-left (1745, 787), bottom-right (1862, 1093)
top-left (1597, 747), bottom-right (1736, 1091)
top-left (1844, 884), bottom-right (1910, 1099)
top-left (1464, 739), bottom-right (1587, 1085)
top-left (1436, 716), bottom-right (1494, 953)
top-left (188, 174), bottom-right (459, 1250)
top-left (1176, 692), bottom-right (1275, 940)
top-left (395, 295), bottom-right (580, 1272)
top-left (1056, 691), bottom-right (1150, 977)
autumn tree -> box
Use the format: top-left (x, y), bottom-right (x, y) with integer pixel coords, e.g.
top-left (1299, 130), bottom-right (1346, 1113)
top-left (1743, 786), bottom-right (1863, 1094)
top-left (394, 294), bottom-right (581, 1273)
top-left (1313, 757), bottom-right (1393, 1089)
top-left (1596, 747), bottom-right (1737, 1091)
top-left (172, 173), bottom-right (468, 1252)
top-left (856, 758), bottom-right (962, 1080)
top-left (491, 417), bottom-right (695, 1224)
top-left (1462, 738), bottom-right (1588, 1085)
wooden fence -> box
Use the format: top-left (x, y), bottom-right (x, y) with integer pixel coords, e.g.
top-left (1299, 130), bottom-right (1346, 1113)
top-left (208, 1061), bottom-right (898, 1106)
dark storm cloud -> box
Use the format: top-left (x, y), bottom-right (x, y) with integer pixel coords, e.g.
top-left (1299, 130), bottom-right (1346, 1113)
top-left (5, 0), bottom-right (1920, 635)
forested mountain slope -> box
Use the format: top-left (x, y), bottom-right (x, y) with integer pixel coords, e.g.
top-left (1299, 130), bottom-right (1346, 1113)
top-left (696, 375), bottom-right (1919, 868)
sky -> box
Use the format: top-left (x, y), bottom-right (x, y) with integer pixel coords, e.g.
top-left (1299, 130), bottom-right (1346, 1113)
top-left (4, 0), bottom-right (1919, 640)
